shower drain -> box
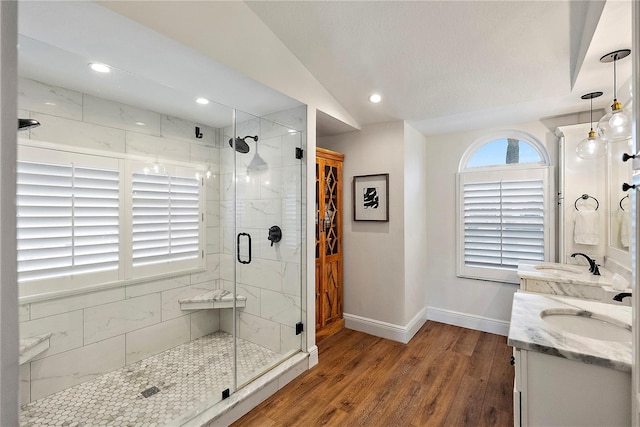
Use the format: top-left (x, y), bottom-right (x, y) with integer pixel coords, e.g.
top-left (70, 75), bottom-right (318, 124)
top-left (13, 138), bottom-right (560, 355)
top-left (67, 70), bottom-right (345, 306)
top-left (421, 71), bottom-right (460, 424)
top-left (141, 386), bottom-right (160, 398)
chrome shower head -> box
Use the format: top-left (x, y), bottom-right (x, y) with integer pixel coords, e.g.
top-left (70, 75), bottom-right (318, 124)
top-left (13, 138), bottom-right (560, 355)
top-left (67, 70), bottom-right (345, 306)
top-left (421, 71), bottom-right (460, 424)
top-left (18, 118), bottom-right (41, 131)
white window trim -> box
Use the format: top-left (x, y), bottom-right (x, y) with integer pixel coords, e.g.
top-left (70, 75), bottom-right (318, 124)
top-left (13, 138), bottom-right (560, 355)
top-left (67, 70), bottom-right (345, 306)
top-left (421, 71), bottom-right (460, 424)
top-left (17, 138), bottom-right (207, 299)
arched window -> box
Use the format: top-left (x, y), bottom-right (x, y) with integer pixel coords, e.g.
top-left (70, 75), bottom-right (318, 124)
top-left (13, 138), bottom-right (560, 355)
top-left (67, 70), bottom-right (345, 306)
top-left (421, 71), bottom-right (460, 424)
top-left (459, 130), bottom-right (550, 171)
top-left (457, 131), bottom-right (553, 284)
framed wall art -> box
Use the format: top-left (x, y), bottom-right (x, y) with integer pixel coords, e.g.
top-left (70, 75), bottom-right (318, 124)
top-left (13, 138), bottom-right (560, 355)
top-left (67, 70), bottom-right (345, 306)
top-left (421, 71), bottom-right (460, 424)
top-left (353, 173), bottom-right (389, 221)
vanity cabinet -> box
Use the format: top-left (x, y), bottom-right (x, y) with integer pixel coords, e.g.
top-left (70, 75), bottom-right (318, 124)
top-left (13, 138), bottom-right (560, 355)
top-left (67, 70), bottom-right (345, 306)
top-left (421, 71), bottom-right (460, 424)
top-left (512, 347), bottom-right (630, 427)
top-left (510, 292), bottom-right (632, 426)
top-left (315, 148), bottom-right (344, 342)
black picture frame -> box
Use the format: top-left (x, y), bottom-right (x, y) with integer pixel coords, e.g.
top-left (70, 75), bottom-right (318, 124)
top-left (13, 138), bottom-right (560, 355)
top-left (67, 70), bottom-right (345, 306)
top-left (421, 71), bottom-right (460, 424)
top-left (353, 173), bottom-right (389, 221)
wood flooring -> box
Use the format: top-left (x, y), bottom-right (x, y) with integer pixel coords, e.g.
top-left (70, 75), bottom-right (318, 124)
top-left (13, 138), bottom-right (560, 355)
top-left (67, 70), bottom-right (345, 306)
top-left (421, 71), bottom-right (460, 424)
top-left (232, 321), bottom-right (514, 427)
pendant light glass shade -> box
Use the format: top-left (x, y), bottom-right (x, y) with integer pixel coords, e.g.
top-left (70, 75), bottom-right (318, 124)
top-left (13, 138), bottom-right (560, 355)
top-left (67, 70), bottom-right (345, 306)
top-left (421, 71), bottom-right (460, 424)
top-left (576, 91), bottom-right (607, 159)
top-left (597, 101), bottom-right (631, 142)
top-left (577, 129), bottom-right (607, 159)
top-left (597, 49), bottom-right (632, 142)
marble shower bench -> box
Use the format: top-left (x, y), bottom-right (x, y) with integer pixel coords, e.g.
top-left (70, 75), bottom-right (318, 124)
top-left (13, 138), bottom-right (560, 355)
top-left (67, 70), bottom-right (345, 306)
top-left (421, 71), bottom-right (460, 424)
top-left (20, 332), bottom-right (52, 365)
top-left (179, 289), bottom-right (246, 310)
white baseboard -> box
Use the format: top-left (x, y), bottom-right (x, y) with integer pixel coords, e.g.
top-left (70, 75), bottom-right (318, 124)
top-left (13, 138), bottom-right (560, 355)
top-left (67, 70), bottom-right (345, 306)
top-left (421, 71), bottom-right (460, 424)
top-left (307, 345), bottom-right (318, 368)
top-left (426, 306), bottom-right (510, 336)
top-left (343, 307), bottom-right (427, 344)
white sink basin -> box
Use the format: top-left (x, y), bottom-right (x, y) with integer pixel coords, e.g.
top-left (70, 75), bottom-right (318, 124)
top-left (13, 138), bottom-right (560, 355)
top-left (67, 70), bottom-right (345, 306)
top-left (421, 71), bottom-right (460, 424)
top-left (541, 308), bottom-right (631, 342)
top-left (534, 264), bottom-right (584, 275)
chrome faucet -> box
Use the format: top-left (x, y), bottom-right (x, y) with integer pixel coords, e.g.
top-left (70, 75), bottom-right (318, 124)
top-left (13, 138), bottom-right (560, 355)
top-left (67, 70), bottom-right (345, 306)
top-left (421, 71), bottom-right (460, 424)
top-left (570, 252), bottom-right (600, 276)
top-left (613, 292), bottom-right (632, 302)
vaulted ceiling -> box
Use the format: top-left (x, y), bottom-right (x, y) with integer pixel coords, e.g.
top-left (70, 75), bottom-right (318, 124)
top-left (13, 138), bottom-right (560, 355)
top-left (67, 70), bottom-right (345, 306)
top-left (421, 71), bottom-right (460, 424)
top-left (247, 0), bottom-right (633, 135)
top-left (17, 1), bottom-right (633, 137)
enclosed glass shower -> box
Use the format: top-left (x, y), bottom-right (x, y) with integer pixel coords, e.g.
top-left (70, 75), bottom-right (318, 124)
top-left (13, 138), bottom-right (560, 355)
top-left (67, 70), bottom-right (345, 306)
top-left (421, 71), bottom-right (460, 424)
top-left (16, 9), bottom-right (306, 425)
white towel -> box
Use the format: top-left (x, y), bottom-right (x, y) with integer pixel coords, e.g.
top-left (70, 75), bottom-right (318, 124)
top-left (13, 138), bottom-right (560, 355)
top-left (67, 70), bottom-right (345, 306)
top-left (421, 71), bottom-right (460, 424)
top-left (574, 210), bottom-right (599, 245)
top-left (620, 210), bottom-right (631, 248)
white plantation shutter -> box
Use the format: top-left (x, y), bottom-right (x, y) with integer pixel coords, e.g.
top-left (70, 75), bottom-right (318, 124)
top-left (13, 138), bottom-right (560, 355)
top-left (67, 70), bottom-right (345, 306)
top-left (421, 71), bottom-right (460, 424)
top-left (17, 158), bottom-right (119, 283)
top-left (458, 167), bottom-right (551, 283)
top-left (131, 170), bottom-right (201, 269)
top-left (17, 144), bottom-right (206, 297)
top-left (463, 179), bottom-right (544, 268)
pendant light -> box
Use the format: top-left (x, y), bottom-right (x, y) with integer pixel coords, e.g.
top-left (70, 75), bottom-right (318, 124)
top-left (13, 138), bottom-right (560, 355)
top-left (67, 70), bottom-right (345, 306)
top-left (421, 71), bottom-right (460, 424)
top-left (576, 91), bottom-right (607, 159)
top-left (597, 49), bottom-right (631, 142)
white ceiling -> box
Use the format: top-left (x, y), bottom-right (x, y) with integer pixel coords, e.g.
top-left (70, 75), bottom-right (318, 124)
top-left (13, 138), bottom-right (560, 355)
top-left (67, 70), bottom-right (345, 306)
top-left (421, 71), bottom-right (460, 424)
top-left (246, 0), bottom-right (633, 136)
top-left (16, 1), bottom-right (633, 137)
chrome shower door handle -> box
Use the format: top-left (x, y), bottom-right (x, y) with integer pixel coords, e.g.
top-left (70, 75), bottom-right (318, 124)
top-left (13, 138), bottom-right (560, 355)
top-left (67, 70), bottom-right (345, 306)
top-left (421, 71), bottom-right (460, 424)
top-left (237, 232), bottom-right (252, 264)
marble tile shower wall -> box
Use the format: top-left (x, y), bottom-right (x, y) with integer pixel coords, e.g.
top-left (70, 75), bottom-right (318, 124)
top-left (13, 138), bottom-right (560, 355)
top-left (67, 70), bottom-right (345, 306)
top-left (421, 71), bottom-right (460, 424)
top-left (17, 78), bottom-right (224, 405)
top-left (219, 109), bottom-right (306, 355)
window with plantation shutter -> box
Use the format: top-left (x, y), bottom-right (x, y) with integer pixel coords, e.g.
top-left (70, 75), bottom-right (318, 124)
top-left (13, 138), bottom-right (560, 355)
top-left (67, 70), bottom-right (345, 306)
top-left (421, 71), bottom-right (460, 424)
top-left (17, 143), bottom-right (206, 297)
top-left (16, 150), bottom-right (120, 288)
top-left (463, 179), bottom-right (544, 267)
top-left (457, 134), bottom-right (552, 284)
top-left (132, 171), bottom-right (201, 267)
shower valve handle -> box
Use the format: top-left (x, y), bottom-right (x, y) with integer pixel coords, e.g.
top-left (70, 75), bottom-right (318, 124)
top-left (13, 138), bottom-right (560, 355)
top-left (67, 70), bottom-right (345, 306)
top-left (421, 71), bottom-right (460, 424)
top-left (268, 225), bottom-right (282, 247)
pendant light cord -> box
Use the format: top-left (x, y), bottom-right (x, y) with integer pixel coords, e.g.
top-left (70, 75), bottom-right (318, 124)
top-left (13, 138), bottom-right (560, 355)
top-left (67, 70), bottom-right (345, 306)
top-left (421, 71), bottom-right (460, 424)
top-left (613, 56), bottom-right (617, 101)
top-left (590, 96), bottom-right (593, 130)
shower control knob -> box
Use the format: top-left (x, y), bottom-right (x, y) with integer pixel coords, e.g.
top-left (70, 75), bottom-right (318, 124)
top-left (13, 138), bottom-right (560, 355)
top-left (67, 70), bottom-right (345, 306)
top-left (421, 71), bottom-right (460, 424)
top-left (622, 153), bottom-right (637, 162)
top-left (622, 183), bottom-right (637, 192)
top-left (268, 225), bottom-right (282, 247)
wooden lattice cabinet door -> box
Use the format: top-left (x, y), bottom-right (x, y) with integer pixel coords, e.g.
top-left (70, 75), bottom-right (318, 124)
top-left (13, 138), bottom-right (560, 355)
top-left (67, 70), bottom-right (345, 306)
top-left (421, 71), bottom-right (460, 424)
top-left (315, 148), bottom-right (344, 342)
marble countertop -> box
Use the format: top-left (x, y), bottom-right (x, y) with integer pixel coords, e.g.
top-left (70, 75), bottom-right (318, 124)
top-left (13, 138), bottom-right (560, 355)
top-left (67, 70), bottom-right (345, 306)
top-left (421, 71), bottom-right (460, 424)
top-left (517, 260), bottom-right (614, 287)
top-left (508, 292), bottom-right (631, 372)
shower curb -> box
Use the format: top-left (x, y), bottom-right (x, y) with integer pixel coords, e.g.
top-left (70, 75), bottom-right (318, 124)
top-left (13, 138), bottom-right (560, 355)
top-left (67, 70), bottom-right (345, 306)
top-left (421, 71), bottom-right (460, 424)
top-left (179, 352), bottom-right (310, 426)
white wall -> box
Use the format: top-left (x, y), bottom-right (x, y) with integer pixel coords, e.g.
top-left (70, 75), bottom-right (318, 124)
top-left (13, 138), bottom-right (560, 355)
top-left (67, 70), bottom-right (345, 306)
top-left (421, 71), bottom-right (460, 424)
top-left (425, 121), bottom-right (560, 325)
top-left (319, 122), bottom-right (406, 326)
top-left (403, 123), bottom-right (428, 325)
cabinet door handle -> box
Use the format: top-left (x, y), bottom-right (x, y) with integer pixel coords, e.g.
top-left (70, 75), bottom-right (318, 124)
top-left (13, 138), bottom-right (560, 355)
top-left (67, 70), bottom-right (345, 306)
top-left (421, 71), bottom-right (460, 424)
top-left (237, 233), bottom-right (252, 264)
top-left (510, 355), bottom-right (515, 366)
top-left (622, 153), bottom-right (637, 162)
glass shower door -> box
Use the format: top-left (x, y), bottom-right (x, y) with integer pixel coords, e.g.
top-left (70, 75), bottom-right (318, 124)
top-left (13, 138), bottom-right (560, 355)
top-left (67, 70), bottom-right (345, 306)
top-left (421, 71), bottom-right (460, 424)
top-left (231, 110), bottom-right (305, 389)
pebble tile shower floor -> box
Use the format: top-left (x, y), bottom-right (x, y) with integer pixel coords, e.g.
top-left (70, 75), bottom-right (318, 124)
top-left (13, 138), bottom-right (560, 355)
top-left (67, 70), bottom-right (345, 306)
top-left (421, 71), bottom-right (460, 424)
top-left (20, 332), bottom-right (282, 426)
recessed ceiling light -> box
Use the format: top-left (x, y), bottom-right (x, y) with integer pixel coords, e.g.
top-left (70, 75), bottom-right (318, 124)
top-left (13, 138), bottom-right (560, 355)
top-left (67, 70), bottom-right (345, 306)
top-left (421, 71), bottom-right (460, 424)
top-left (369, 94), bottom-right (382, 103)
top-left (135, 122), bottom-right (145, 126)
top-left (196, 97), bottom-right (210, 105)
top-left (89, 63), bottom-right (111, 73)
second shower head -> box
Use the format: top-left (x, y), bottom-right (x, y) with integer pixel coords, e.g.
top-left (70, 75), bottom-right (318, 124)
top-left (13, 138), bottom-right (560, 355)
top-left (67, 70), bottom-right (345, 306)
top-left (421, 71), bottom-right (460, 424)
top-left (229, 135), bottom-right (258, 153)
top-left (18, 118), bottom-right (41, 131)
